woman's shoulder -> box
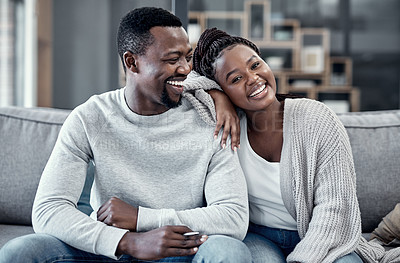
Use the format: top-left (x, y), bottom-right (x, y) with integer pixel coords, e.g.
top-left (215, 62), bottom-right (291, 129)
top-left (283, 98), bottom-right (344, 135)
top-left (284, 97), bottom-right (329, 113)
top-left (284, 98), bottom-right (337, 121)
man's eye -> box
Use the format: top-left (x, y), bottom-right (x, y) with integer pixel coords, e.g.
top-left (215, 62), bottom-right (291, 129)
top-left (186, 55), bottom-right (193, 62)
top-left (232, 76), bottom-right (242, 84)
top-left (168, 58), bottom-right (179, 63)
top-left (251, 62), bottom-right (260, 70)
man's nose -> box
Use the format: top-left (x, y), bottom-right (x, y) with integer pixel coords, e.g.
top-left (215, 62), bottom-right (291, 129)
top-left (177, 59), bottom-right (192, 75)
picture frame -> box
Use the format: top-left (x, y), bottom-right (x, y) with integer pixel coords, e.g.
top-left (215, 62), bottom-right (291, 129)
top-left (300, 28), bottom-right (330, 74)
top-left (301, 46), bottom-right (324, 73)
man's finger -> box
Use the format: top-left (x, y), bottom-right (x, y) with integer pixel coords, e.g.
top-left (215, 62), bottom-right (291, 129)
top-left (164, 247), bottom-right (199, 257)
top-left (165, 225), bottom-right (193, 234)
top-left (96, 203), bottom-right (108, 218)
top-left (97, 210), bottom-right (108, 222)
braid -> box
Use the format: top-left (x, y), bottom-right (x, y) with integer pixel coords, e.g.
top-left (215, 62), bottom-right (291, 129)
top-left (193, 28), bottom-right (260, 81)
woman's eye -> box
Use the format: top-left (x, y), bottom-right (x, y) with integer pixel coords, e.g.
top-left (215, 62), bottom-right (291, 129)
top-left (251, 62), bottom-right (260, 70)
top-left (232, 76), bottom-right (242, 84)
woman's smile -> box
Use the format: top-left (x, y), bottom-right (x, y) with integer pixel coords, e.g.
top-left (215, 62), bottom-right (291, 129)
top-left (248, 82), bottom-right (268, 99)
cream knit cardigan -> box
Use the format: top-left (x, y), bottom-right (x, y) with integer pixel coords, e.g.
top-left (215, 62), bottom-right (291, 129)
top-left (183, 71), bottom-right (400, 263)
top-left (280, 98), bottom-right (360, 262)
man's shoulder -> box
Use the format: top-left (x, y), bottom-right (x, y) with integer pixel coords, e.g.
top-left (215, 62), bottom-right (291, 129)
top-left (65, 88), bottom-right (123, 130)
top-left (180, 97), bottom-right (215, 130)
top-left (73, 88), bottom-right (122, 116)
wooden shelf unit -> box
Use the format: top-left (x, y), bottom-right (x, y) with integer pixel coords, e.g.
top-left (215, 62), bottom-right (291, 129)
top-left (188, 0), bottom-right (360, 112)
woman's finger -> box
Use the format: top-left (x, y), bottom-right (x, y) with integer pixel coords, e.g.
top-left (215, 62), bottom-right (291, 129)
top-left (221, 122), bottom-right (231, 149)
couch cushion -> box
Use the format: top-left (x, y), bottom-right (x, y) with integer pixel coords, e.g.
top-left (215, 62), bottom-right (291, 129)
top-left (338, 110), bottom-right (400, 233)
top-left (0, 107), bottom-right (79, 225)
top-left (0, 224), bottom-right (34, 249)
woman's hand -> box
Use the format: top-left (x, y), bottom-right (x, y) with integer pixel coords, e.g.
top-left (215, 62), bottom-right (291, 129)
top-left (208, 90), bottom-right (240, 151)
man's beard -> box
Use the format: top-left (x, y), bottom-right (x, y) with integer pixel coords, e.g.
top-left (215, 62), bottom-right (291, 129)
top-left (161, 86), bottom-right (182, 109)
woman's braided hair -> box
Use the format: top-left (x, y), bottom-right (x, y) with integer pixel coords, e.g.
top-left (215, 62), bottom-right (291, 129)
top-left (193, 28), bottom-right (260, 81)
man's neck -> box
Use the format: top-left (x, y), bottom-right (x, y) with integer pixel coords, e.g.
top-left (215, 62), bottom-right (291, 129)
top-left (124, 86), bottom-right (169, 116)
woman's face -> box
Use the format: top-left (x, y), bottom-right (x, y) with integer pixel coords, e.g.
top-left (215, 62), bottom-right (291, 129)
top-left (213, 44), bottom-right (277, 112)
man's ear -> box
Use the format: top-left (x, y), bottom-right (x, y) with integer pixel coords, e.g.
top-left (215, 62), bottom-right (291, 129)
top-left (123, 51), bottom-right (138, 73)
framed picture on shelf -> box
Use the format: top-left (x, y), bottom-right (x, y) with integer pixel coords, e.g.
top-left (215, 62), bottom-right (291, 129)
top-left (301, 46), bottom-right (324, 73)
top-left (300, 28), bottom-right (330, 74)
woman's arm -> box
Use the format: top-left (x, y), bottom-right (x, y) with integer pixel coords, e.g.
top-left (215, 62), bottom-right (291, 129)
top-left (183, 71), bottom-right (241, 151)
top-left (285, 101), bottom-right (361, 263)
top-left (208, 90), bottom-right (240, 151)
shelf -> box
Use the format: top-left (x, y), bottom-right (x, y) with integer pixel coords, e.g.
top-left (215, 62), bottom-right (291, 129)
top-left (270, 19), bottom-right (300, 42)
top-left (188, 0), bottom-right (359, 112)
top-left (329, 57), bottom-right (353, 86)
top-left (244, 1), bottom-right (270, 40)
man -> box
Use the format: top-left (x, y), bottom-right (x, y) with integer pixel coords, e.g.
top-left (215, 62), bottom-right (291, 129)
top-left (0, 7), bottom-right (250, 263)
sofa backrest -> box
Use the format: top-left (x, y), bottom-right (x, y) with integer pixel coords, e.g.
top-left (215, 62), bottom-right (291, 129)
top-left (0, 107), bottom-right (93, 226)
top-left (338, 110), bottom-right (400, 233)
top-left (1, 106), bottom-right (399, 233)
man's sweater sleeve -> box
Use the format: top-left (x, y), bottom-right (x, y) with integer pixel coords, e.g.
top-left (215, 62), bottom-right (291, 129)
top-left (32, 108), bottom-right (128, 260)
top-left (137, 135), bottom-right (249, 241)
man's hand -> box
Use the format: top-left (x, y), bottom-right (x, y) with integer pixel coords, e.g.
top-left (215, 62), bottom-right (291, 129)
top-left (116, 225), bottom-right (208, 260)
top-left (97, 197), bottom-right (138, 231)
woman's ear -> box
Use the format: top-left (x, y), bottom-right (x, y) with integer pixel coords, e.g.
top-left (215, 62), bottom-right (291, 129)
top-left (123, 51), bottom-right (138, 73)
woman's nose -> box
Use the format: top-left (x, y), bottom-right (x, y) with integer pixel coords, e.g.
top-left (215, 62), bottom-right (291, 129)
top-left (247, 72), bottom-right (259, 86)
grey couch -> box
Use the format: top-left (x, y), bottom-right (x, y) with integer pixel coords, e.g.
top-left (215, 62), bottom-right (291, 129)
top-left (1, 106), bottom-right (399, 250)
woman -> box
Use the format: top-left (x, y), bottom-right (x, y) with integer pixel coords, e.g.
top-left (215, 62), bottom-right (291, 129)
top-left (184, 28), bottom-right (363, 263)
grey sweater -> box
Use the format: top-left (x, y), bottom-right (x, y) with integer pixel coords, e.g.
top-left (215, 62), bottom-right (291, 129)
top-left (32, 88), bottom-right (249, 259)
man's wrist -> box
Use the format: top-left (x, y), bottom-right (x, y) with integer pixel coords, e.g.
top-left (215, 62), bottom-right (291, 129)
top-left (116, 232), bottom-right (131, 257)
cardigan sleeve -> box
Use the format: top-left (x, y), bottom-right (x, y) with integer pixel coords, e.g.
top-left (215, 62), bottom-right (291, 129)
top-left (285, 100), bottom-right (362, 263)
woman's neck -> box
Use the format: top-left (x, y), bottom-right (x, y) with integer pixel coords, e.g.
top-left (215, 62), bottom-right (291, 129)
top-left (245, 99), bottom-right (284, 134)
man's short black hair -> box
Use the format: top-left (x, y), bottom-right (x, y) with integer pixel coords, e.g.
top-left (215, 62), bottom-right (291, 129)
top-left (117, 7), bottom-right (182, 71)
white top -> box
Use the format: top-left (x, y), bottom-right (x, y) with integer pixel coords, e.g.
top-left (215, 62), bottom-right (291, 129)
top-left (238, 116), bottom-right (297, 230)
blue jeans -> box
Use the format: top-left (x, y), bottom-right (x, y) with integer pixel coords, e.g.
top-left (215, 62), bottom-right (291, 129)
top-left (244, 222), bottom-right (363, 263)
top-left (0, 233), bottom-right (251, 263)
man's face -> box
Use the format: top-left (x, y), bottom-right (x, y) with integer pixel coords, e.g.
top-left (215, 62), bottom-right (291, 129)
top-left (134, 26), bottom-right (193, 114)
